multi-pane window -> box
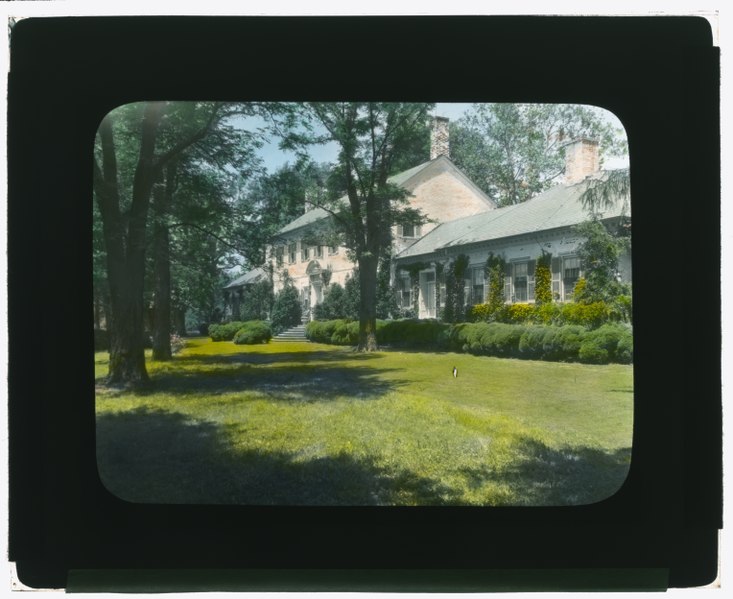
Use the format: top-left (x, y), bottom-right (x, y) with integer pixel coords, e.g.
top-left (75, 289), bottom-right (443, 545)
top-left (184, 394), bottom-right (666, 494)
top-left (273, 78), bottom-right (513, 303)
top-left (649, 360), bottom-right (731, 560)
top-left (562, 256), bottom-right (581, 300)
top-left (288, 243), bottom-right (297, 264)
top-left (513, 262), bottom-right (529, 302)
top-left (465, 266), bottom-right (485, 305)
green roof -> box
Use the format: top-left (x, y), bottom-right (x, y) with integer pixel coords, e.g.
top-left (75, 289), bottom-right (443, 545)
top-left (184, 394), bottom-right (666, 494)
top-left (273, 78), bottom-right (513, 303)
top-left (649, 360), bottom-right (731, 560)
top-left (275, 155), bottom-right (493, 236)
top-left (395, 175), bottom-right (628, 261)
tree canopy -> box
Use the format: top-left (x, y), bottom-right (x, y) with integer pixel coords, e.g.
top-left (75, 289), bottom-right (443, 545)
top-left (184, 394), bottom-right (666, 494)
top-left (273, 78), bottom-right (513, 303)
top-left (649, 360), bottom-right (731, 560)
top-left (299, 102), bottom-right (434, 350)
top-left (450, 103), bottom-right (628, 206)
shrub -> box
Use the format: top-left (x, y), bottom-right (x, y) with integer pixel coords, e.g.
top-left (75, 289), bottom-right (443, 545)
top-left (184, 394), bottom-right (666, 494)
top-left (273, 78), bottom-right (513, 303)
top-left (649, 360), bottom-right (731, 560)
top-left (559, 301), bottom-right (610, 329)
top-left (305, 320), bottom-right (359, 345)
top-left (518, 326), bottom-right (552, 359)
top-left (313, 283), bottom-right (349, 320)
top-left (270, 286), bottom-right (302, 334)
top-left (548, 325), bottom-right (586, 361)
top-left (209, 321), bottom-right (249, 341)
top-left (377, 319), bottom-right (450, 349)
top-left (305, 320), bottom-right (338, 344)
top-left (232, 321), bottom-right (272, 345)
top-left (170, 333), bottom-right (187, 354)
top-left (468, 303), bottom-right (494, 323)
top-left (578, 323), bottom-right (630, 364)
top-left (616, 331), bottom-right (634, 364)
top-left (535, 302), bottom-right (562, 325)
top-left (504, 303), bottom-right (535, 323)
top-left (331, 321), bottom-right (356, 345)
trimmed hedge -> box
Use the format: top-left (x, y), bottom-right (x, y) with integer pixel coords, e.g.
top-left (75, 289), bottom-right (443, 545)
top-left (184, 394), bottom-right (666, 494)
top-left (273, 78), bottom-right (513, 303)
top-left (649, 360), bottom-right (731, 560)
top-left (306, 318), bottom-right (633, 364)
top-left (468, 300), bottom-right (628, 329)
top-left (209, 320), bottom-right (272, 344)
top-left (306, 318), bottom-right (450, 349)
top-left (233, 321), bottom-right (272, 345)
top-left (378, 319), bottom-right (451, 349)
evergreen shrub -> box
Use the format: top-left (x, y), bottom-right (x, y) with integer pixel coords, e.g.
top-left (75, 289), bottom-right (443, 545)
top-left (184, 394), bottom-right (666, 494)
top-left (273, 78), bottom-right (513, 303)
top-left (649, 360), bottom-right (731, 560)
top-left (378, 319), bottom-right (450, 349)
top-left (209, 321), bottom-right (248, 341)
top-left (578, 323), bottom-right (632, 364)
top-left (232, 321), bottom-right (272, 345)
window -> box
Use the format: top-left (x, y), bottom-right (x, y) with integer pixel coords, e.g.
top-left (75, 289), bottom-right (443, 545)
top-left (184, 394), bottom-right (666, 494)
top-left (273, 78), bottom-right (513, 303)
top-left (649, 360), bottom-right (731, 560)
top-left (513, 262), bottom-right (528, 302)
top-left (288, 243), bottom-right (297, 264)
top-left (316, 245), bottom-right (323, 258)
top-left (470, 267), bottom-right (485, 305)
top-left (562, 256), bottom-right (581, 301)
top-left (328, 245), bottom-right (338, 255)
top-left (275, 246), bottom-right (284, 267)
top-left (399, 276), bottom-right (412, 308)
top-left (301, 245), bottom-right (309, 262)
top-left (401, 224), bottom-right (421, 238)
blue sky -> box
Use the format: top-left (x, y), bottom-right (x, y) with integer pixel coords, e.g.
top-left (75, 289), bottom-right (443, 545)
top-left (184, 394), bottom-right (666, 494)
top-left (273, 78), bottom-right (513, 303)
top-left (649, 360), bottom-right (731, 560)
top-left (249, 102), bottom-right (628, 173)
top-left (249, 102), bottom-right (473, 173)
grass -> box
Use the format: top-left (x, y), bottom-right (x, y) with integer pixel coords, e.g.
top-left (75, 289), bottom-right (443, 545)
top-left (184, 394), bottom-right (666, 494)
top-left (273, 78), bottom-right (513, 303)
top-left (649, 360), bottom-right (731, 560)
top-left (96, 337), bottom-right (633, 506)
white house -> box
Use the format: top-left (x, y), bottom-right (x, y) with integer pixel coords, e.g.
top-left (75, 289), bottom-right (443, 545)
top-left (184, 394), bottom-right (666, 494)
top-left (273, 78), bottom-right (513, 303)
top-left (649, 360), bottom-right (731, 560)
top-left (392, 146), bottom-right (631, 318)
top-left (224, 120), bottom-right (630, 322)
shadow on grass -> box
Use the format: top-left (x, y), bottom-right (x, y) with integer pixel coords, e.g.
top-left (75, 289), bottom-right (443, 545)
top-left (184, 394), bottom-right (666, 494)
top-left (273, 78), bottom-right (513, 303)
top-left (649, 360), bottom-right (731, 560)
top-left (459, 437), bottom-right (631, 506)
top-left (142, 363), bottom-right (405, 401)
top-left (174, 349), bottom-right (383, 367)
top-left (124, 348), bottom-right (406, 401)
top-left (97, 408), bottom-right (461, 506)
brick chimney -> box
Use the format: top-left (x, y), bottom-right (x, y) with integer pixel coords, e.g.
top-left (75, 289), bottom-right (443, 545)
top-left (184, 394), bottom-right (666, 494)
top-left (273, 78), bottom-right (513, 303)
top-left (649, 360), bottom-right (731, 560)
top-left (430, 116), bottom-right (450, 160)
top-left (563, 137), bottom-right (600, 184)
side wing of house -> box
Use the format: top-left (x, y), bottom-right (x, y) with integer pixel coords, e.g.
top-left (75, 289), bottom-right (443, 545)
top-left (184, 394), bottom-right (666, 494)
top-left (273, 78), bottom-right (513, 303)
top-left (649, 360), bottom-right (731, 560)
top-left (393, 176), bottom-right (631, 319)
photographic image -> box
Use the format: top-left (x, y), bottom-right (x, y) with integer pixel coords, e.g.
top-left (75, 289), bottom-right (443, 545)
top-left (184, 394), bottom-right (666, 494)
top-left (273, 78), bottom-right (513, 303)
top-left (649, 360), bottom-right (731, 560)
top-left (94, 101), bottom-right (633, 506)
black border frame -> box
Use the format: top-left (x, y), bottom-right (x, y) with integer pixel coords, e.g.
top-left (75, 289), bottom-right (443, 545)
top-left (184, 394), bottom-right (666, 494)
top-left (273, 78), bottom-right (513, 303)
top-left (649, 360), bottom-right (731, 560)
top-left (7, 15), bottom-right (721, 591)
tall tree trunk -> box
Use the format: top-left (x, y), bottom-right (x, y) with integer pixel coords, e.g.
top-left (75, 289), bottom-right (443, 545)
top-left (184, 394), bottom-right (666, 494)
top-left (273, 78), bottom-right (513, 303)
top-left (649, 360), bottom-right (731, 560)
top-left (357, 254), bottom-right (379, 351)
top-left (98, 103), bottom-right (165, 386)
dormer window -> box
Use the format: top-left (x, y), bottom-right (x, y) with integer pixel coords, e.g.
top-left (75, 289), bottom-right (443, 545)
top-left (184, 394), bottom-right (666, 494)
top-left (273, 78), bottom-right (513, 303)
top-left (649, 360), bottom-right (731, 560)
top-left (401, 224), bottom-right (421, 238)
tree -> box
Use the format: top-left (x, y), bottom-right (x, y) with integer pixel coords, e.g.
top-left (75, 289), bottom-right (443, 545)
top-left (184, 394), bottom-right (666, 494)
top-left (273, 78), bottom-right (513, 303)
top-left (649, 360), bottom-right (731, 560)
top-left (303, 102), bottom-right (433, 350)
top-left (270, 274), bottom-right (302, 334)
top-left (234, 159), bottom-right (333, 266)
top-left (443, 254), bottom-right (470, 323)
top-left (239, 279), bottom-right (274, 321)
top-left (93, 101), bottom-right (264, 386)
top-left (534, 250), bottom-right (553, 305)
top-left (573, 219), bottom-right (630, 304)
top-left (450, 103), bottom-right (628, 206)
top-left (484, 253), bottom-right (507, 316)
top-left (313, 282), bottom-right (349, 320)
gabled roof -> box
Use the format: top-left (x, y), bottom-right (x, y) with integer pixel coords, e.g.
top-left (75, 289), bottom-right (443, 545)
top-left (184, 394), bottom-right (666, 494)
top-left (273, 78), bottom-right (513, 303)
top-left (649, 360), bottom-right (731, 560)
top-left (395, 174), bottom-right (628, 261)
top-left (223, 266), bottom-right (268, 290)
top-left (274, 155), bottom-right (494, 237)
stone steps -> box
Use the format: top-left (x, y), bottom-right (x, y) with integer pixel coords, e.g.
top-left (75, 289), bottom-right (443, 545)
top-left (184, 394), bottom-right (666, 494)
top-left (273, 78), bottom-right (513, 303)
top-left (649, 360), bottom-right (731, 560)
top-left (272, 325), bottom-right (309, 342)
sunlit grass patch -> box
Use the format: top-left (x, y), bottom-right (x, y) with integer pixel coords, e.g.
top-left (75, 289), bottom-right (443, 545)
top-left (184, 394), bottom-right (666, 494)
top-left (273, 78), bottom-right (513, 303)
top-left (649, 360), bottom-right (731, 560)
top-left (96, 337), bottom-right (633, 506)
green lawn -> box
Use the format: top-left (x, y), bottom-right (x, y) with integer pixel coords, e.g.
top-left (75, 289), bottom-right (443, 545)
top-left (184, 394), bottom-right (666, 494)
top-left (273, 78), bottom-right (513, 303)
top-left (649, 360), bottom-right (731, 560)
top-left (96, 337), bottom-right (633, 506)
